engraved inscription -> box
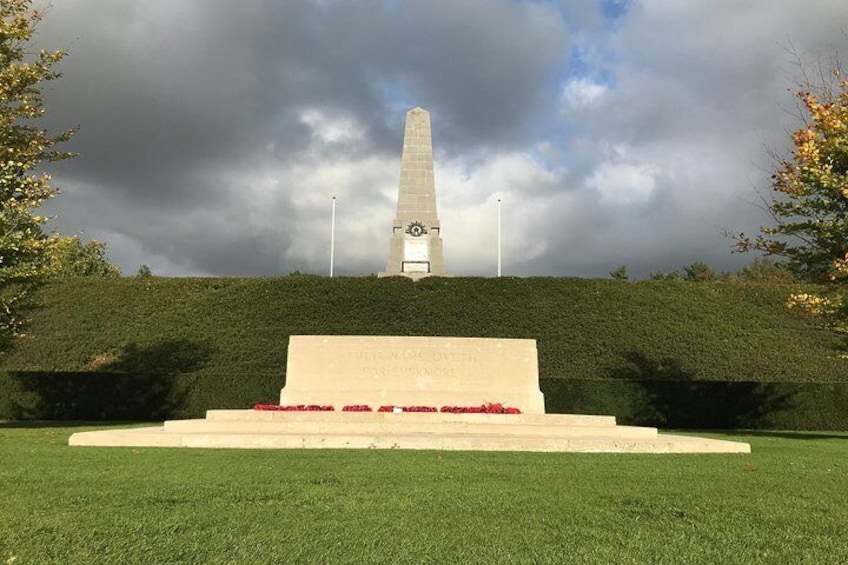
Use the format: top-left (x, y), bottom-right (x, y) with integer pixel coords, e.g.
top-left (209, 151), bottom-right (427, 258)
top-left (336, 346), bottom-right (481, 380)
top-left (338, 348), bottom-right (480, 363)
top-left (283, 336), bottom-right (545, 414)
top-left (361, 366), bottom-right (458, 379)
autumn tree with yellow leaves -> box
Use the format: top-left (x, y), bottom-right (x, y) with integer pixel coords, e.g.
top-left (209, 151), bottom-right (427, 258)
top-left (737, 69), bottom-right (848, 280)
top-left (736, 64), bottom-right (848, 332)
top-left (1, 1), bottom-right (75, 344)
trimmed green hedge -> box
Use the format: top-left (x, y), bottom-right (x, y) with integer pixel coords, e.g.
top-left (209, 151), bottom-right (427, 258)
top-left (0, 372), bottom-right (280, 421)
top-left (541, 379), bottom-right (848, 430)
top-left (1, 276), bottom-right (845, 382)
top-left (2, 371), bottom-right (846, 430)
top-left (1, 276), bottom-right (847, 428)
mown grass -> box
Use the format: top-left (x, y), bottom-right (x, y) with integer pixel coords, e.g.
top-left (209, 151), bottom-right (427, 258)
top-left (2, 423), bottom-right (846, 564)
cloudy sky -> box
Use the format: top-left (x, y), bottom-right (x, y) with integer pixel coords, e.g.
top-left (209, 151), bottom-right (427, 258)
top-left (33, 0), bottom-right (848, 278)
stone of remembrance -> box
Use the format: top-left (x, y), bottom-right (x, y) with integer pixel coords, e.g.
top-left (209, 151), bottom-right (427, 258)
top-left (70, 335), bottom-right (750, 453)
top-left (280, 336), bottom-right (545, 412)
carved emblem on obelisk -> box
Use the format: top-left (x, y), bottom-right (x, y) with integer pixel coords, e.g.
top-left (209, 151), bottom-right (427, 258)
top-left (378, 107), bottom-right (448, 279)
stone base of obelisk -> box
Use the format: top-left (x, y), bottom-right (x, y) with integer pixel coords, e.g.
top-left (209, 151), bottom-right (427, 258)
top-left (376, 271), bottom-right (449, 280)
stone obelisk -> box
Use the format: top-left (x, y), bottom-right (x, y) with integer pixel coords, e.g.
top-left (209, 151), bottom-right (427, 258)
top-left (378, 107), bottom-right (448, 279)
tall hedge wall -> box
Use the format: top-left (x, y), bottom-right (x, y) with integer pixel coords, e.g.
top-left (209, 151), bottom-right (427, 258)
top-left (0, 276), bottom-right (846, 428)
top-left (1, 276), bottom-right (845, 381)
top-left (2, 372), bottom-right (846, 430)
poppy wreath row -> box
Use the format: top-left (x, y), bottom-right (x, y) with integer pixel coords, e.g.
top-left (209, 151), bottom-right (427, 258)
top-left (377, 405), bottom-right (437, 413)
top-left (253, 404), bottom-right (334, 411)
top-left (254, 403), bottom-right (521, 414)
top-left (441, 403), bottom-right (521, 414)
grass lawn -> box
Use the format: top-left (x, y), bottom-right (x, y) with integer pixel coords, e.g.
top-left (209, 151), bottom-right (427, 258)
top-left (1, 424), bottom-right (846, 564)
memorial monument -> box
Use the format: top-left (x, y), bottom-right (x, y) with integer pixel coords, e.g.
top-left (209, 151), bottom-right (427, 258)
top-left (379, 107), bottom-right (448, 279)
top-left (67, 109), bottom-right (749, 454)
top-left (280, 336), bottom-right (545, 412)
top-left (69, 334), bottom-right (750, 453)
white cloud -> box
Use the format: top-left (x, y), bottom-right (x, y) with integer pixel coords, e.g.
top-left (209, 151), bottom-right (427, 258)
top-left (34, 0), bottom-right (848, 279)
top-left (95, 230), bottom-right (215, 277)
top-left (587, 161), bottom-right (658, 205)
top-left (299, 109), bottom-right (365, 145)
top-left (560, 77), bottom-right (609, 109)
top-left (437, 152), bottom-right (568, 275)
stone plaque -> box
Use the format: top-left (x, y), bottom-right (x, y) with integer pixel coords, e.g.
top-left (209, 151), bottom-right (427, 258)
top-left (404, 238), bottom-right (429, 261)
top-left (281, 335), bottom-right (545, 413)
top-left (402, 261), bottom-right (429, 273)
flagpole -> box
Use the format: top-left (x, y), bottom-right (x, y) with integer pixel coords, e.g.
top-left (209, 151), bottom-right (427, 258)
top-left (497, 197), bottom-right (502, 278)
top-left (330, 196), bottom-right (336, 277)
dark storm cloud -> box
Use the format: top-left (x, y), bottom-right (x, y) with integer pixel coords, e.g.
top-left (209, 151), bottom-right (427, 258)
top-left (34, 0), bottom-right (570, 275)
top-left (518, 1), bottom-right (848, 279)
top-left (42, 0), bottom-right (566, 189)
top-left (30, 1), bottom-right (848, 278)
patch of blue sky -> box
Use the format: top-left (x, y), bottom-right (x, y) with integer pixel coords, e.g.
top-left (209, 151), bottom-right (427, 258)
top-left (528, 122), bottom-right (584, 172)
top-left (534, 0), bottom-right (631, 27)
top-left (375, 77), bottom-right (417, 114)
top-left (599, 0), bottom-right (631, 20)
top-left (556, 0), bottom-right (627, 87)
top-left (525, 143), bottom-right (563, 173)
top-left (565, 45), bottom-right (616, 89)
top-left (525, 58), bottom-right (611, 172)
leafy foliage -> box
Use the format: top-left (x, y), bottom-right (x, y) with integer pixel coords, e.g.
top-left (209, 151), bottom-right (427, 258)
top-left (3, 371), bottom-right (848, 429)
top-left (609, 265), bottom-right (629, 280)
top-left (649, 269), bottom-right (682, 281)
top-left (0, 277), bottom-right (846, 427)
top-left (736, 70), bottom-right (848, 281)
top-left (682, 261), bottom-right (719, 282)
top-left (735, 65), bottom-right (848, 336)
top-left (0, 1), bottom-right (74, 341)
top-left (0, 277), bottom-right (843, 382)
top-left (43, 236), bottom-right (120, 278)
top-left (650, 259), bottom-right (794, 283)
top-left (735, 257), bottom-right (797, 283)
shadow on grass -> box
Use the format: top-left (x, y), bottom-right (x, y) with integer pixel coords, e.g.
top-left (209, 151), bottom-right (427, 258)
top-left (3, 338), bottom-right (214, 420)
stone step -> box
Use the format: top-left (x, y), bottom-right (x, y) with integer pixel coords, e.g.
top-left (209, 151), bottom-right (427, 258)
top-left (69, 427), bottom-right (750, 453)
top-left (70, 427), bottom-right (182, 448)
top-left (204, 409), bottom-right (618, 427)
top-left (163, 418), bottom-right (657, 439)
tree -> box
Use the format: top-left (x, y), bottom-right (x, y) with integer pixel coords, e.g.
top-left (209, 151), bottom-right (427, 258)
top-left (649, 270), bottom-right (682, 281)
top-left (683, 261), bottom-right (718, 282)
top-left (735, 257), bottom-right (797, 283)
top-left (609, 265), bottom-right (628, 280)
top-left (44, 236), bottom-right (120, 278)
top-left (735, 68), bottom-right (848, 282)
top-left (0, 1), bottom-right (75, 342)
top-left (735, 60), bottom-right (848, 332)
top-left (137, 264), bottom-right (152, 277)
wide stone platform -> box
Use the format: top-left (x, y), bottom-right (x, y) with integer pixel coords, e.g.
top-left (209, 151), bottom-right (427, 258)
top-left (69, 409), bottom-right (751, 453)
top-left (69, 335), bottom-right (750, 453)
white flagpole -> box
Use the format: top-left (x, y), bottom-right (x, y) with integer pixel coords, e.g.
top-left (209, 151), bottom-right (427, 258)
top-left (497, 198), bottom-right (502, 277)
top-left (330, 196), bottom-right (336, 277)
